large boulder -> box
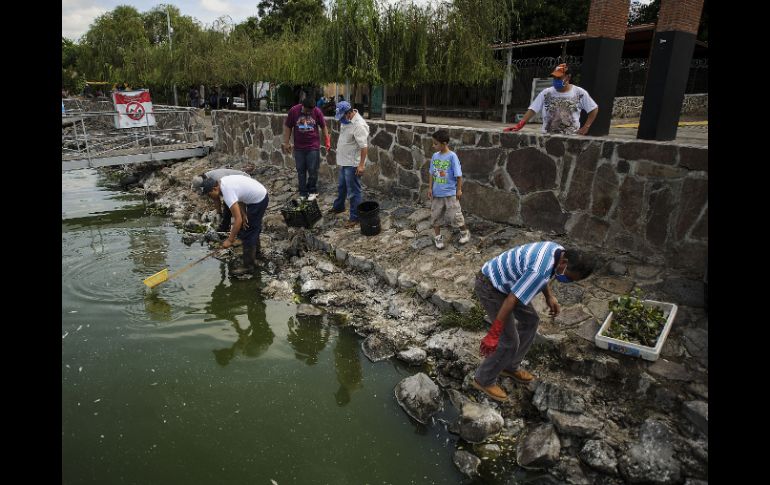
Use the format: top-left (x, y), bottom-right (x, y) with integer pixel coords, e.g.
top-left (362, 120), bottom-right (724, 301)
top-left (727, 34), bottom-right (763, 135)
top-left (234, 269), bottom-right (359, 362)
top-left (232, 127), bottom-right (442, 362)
top-left (618, 419), bottom-right (682, 484)
top-left (516, 423), bottom-right (561, 469)
top-left (394, 373), bottom-right (442, 424)
top-left (455, 402), bottom-right (504, 443)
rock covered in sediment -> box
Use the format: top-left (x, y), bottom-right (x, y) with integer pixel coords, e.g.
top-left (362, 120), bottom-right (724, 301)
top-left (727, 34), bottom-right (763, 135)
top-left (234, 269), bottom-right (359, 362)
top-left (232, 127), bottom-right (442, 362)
top-left (300, 279), bottom-right (330, 295)
top-left (516, 423), bottom-right (561, 469)
top-left (263, 279), bottom-right (294, 301)
top-left (618, 419), bottom-right (681, 485)
top-left (682, 400), bottom-right (708, 437)
top-left (296, 303), bottom-right (323, 317)
top-left (532, 381), bottom-right (586, 414)
top-left (453, 450), bottom-right (481, 478)
top-left (397, 347), bottom-right (427, 366)
top-left (579, 439), bottom-right (619, 476)
top-left (394, 372), bottom-right (442, 424)
top-left (361, 333), bottom-right (395, 362)
top-left (425, 328), bottom-right (482, 361)
top-left (546, 409), bottom-right (603, 438)
top-left (455, 402), bottom-right (504, 443)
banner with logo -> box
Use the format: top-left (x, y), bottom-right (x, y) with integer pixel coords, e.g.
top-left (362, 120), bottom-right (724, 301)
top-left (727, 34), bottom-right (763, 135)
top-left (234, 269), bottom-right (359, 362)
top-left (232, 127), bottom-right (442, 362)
top-left (113, 90), bottom-right (156, 129)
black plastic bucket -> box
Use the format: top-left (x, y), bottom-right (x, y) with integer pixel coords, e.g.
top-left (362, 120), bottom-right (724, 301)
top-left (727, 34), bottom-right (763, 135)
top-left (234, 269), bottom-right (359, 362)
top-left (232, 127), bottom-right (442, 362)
top-left (357, 201), bottom-right (381, 236)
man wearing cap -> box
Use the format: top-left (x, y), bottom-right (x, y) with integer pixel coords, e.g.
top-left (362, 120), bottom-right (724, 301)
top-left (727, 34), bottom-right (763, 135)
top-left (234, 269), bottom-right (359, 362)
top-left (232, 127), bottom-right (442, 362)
top-left (282, 97), bottom-right (331, 201)
top-left (471, 241), bottom-right (596, 402)
top-left (330, 100), bottom-right (370, 228)
top-left (202, 175), bottom-right (269, 277)
top-left (504, 63), bottom-right (598, 135)
top-left (192, 168), bottom-right (250, 232)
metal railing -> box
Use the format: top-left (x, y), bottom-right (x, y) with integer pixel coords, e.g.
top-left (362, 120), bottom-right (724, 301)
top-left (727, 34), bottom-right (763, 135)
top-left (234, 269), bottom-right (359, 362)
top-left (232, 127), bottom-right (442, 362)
top-left (62, 104), bottom-right (208, 168)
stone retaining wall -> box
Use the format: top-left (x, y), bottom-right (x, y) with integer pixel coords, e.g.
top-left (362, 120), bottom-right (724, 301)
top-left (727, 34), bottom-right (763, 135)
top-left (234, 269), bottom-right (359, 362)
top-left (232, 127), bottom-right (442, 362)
top-left (211, 110), bottom-right (708, 276)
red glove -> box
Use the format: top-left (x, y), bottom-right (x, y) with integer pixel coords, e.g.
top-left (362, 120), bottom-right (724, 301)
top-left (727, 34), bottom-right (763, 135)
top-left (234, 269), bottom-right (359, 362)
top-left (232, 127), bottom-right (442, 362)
top-left (480, 319), bottom-right (505, 357)
top-left (503, 120), bottom-right (526, 133)
top-left (325, 134), bottom-right (331, 150)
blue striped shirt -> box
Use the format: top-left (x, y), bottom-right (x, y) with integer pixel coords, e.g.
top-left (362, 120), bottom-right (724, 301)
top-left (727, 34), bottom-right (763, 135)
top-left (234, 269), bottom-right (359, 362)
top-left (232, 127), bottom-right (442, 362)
top-left (481, 241), bottom-right (564, 305)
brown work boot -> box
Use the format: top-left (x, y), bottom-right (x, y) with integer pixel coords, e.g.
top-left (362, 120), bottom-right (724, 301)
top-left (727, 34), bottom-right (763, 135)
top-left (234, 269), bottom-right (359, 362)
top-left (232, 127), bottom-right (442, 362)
top-left (500, 369), bottom-right (535, 384)
top-left (471, 379), bottom-right (508, 402)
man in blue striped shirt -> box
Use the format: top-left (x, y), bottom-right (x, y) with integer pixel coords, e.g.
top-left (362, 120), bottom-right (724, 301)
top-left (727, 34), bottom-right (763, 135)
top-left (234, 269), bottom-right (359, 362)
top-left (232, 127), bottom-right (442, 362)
top-left (471, 241), bottom-right (596, 402)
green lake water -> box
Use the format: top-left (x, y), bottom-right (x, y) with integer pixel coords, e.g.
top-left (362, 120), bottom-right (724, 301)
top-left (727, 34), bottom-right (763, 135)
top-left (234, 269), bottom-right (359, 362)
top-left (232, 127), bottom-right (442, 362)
top-left (62, 169), bottom-right (507, 485)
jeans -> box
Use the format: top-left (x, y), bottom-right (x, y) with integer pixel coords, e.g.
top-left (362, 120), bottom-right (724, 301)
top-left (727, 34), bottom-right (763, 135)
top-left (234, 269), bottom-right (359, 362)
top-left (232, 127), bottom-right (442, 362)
top-left (332, 166), bottom-right (362, 222)
top-left (238, 194), bottom-right (269, 249)
top-left (293, 149), bottom-right (320, 197)
top-left (473, 272), bottom-right (540, 386)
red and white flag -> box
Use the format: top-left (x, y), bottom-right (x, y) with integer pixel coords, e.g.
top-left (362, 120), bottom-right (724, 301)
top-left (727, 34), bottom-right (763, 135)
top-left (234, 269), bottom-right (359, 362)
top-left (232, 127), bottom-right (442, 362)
top-left (113, 90), bottom-right (156, 128)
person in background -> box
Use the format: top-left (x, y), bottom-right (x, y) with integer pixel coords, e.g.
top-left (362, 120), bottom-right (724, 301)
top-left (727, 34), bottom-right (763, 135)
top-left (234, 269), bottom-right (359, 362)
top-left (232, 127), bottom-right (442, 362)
top-left (428, 129), bottom-right (471, 249)
top-left (330, 101), bottom-right (369, 228)
top-left (504, 63), bottom-right (598, 136)
top-left (282, 97), bottom-right (331, 201)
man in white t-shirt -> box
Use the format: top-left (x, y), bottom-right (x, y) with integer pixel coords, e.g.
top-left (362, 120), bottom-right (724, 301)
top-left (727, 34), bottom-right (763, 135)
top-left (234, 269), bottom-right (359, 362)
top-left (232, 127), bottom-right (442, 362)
top-left (330, 101), bottom-right (370, 228)
top-left (504, 63), bottom-right (598, 135)
top-left (192, 168), bottom-right (251, 232)
top-left (203, 175), bottom-right (269, 277)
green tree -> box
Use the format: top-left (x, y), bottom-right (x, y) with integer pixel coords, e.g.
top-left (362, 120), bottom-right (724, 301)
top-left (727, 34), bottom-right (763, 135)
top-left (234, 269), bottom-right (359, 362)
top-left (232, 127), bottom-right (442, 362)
top-left (62, 38), bottom-right (84, 93)
top-left (257, 0), bottom-right (326, 38)
top-left (510, 0), bottom-right (590, 40)
top-left (77, 5), bottom-right (149, 82)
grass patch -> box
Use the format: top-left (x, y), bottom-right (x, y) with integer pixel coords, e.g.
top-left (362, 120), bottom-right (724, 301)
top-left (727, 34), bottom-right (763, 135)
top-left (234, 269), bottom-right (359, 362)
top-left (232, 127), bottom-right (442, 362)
top-left (437, 303), bottom-right (487, 331)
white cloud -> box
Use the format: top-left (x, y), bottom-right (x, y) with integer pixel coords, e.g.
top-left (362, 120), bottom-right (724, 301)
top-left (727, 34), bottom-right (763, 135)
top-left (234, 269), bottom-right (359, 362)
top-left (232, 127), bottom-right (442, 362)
top-left (62, 6), bottom-right (108, 41)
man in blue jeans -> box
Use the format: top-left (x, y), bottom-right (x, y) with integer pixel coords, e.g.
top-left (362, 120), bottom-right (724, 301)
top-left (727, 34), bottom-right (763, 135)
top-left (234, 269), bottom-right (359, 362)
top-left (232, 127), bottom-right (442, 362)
top-left (331, 101), bottom-right (370, 228)
top-left (202, 175), bottom-right (269, 277)
top-left (282, 97), bottom-right (331, 201)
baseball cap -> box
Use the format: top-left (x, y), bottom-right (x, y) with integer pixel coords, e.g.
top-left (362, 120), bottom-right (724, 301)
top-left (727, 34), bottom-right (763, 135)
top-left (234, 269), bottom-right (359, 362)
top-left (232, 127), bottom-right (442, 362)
top-left (551, 63), bottom-right (568, 78)
top-left (335, 101), bottom-right (352, 121)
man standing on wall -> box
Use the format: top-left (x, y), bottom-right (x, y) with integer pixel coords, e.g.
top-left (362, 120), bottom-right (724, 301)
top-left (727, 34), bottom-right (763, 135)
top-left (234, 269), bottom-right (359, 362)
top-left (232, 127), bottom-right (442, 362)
top-left (282, 97), bottom-right (331, 201)
top-left (330, 101), bottom-right (370, 228)
top-left (504, 63), bottom-right (599, 135)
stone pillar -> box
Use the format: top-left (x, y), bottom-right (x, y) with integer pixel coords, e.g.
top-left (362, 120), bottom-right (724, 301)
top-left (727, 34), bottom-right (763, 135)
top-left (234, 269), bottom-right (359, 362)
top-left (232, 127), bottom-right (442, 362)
top-left (637, 0), bottom-right (705, 141)
top-left (579, 0), bottom-right (629, 136)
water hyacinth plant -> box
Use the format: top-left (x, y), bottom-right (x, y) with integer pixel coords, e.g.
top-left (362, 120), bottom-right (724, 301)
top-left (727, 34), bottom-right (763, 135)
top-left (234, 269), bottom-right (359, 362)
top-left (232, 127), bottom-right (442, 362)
top-left (605, 289), bottom-right (666, 347)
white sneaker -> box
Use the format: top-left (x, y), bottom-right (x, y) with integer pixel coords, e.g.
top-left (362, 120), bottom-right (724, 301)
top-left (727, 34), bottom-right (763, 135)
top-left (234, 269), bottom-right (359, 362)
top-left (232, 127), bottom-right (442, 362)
top-left (308, 193), bottom-right (318, 201)
top-left (459, 230), bottom-right (471, 244)
top-left (433, 234), bottom-right (445, 249)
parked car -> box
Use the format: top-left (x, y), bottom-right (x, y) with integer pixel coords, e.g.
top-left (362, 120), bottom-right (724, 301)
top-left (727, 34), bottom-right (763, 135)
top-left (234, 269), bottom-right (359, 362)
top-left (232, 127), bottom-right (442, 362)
top-left (232, 97), bottom-right (246, 109)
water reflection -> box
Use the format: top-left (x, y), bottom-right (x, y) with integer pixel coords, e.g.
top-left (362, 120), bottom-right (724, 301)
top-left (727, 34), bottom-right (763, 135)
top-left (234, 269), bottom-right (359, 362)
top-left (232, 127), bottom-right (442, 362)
top-left (206, 266), bottom-right (274, 365)
top-left (144, 292), bottom-right (172, 321)
top-left (286, 315), bottom-right (330, 365)
top-left (333, 328), bottom-right (363, 406)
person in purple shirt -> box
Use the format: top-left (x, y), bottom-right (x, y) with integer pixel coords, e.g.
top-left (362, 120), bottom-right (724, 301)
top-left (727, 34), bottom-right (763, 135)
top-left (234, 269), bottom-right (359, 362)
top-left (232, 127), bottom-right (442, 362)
top-left (282, 97), bottom-right (331, 201)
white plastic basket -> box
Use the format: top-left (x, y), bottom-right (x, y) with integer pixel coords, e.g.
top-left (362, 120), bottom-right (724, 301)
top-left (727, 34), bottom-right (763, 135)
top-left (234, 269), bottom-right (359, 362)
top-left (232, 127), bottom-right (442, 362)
top-left (595, 299), bottom-right (678, 361)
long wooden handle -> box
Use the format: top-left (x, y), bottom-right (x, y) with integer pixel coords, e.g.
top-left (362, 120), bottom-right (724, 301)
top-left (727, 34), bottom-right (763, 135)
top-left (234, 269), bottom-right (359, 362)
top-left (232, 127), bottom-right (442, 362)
top-left (167, 250), bottom-right (219, 281)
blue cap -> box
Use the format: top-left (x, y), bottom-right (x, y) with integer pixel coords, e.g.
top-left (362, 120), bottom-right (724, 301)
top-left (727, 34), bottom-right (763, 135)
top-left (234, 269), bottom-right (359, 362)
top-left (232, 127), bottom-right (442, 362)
top-left (202, 177), bottom-right (218, 195)
top-left (335, 101), bottom-right (352, 121)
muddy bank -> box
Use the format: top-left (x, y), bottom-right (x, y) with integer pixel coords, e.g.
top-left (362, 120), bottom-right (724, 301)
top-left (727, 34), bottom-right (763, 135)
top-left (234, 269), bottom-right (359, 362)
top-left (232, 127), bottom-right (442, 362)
top-left (109, 154), bottom-right (707, 484)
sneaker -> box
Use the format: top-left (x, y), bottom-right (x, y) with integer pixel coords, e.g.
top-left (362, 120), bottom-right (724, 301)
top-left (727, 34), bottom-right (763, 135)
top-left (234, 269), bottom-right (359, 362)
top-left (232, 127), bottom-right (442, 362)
top-left (433, 234), bottom-right (445, 249)
top-left (459, 230), bottom-right (471, 244)
top-left (471, 379), bottom-right (508, 402)
top-left (326, 207), bottom-right (344, 215)
top-left (500, 369), bottom-right (535, 384)
top-left (308, 193), bottom-right (318, 201)
top-left (344, 219), bottom-right (360, 229)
